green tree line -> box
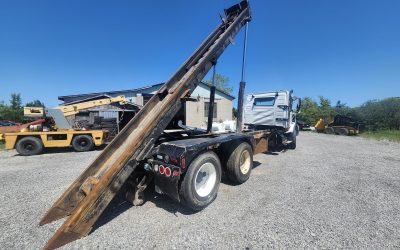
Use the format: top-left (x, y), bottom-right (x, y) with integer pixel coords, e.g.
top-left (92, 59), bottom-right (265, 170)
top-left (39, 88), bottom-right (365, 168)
top-left (1, 92), bottom-right (399, 132)
top-left (298, 96), bottom-right (400, 131)
top-left (0, 93), bottom-right (45, 122)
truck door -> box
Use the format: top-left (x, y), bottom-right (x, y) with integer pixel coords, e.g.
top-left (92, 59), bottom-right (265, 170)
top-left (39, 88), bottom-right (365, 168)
top-left (244, 94), bottom-right (276, 126)
top-left (274, 92), bottom-right (289, 129)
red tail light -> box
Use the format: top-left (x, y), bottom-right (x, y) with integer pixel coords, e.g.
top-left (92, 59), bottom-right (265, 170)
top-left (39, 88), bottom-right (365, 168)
top-left (159, 165), bottom-right (165, 174)
top-left (181, 157), bottom-right (186, 168)
top-left (171, 157), bottom-right (178, 164)
top-left (165, 167), bottom-right (171, 177)
top-left (172, 170), bottom-right (179, 177)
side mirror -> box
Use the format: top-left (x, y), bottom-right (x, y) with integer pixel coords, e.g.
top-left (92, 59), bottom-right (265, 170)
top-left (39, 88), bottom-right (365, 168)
top-left (296, 98), bottom-right (302, 113)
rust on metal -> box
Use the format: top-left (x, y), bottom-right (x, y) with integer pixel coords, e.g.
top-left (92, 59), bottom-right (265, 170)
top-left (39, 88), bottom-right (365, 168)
top-left (254, 137), bottom-right (269, 154)
top-left (80, 176), bottom-right (99, 196)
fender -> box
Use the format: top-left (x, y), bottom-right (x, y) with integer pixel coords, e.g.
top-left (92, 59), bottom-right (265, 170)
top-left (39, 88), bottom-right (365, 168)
top-left (285, 122), bottom-right (298, 134)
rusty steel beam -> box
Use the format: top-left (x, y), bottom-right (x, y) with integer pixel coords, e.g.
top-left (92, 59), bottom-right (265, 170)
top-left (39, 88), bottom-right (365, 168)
top-left (40, 1), bottom-right (251, 249)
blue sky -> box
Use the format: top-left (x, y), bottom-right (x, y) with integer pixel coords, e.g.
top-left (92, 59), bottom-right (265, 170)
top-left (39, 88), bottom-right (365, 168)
top-left (0, 0), bottom-right (399, 107)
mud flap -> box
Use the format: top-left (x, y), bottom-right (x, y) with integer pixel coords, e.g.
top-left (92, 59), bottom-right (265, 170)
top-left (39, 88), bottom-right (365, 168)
top-left (154, 173), bottom-right (181, 202)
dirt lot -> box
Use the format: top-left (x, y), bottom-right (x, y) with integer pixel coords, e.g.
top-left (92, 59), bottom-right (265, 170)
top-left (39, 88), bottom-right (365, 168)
top-left (0, 132), bottom-right (399, 249)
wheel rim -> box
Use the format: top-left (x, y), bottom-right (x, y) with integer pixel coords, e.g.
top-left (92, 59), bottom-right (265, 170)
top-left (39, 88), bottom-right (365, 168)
top-left (194, 162), bottom-right (217, 197)
top-left (24, 142), bottom-right (35, 151)
top-left (79, 139), bottom-right (88, 147)
top-left (239, 150), bottom-right (251, 174)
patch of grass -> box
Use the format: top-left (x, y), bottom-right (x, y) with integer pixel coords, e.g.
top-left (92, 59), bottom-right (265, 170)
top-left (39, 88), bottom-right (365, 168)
top-left (0, 141), bottom-right (4, 150)
top-left (360, 130), bottom-right (400, 143)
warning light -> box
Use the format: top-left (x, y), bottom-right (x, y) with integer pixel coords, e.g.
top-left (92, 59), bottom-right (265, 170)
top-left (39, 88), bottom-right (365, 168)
top-left (165, 167), bottom-right (171, 177)
top-left (159, 165), bottom-right (165, 174)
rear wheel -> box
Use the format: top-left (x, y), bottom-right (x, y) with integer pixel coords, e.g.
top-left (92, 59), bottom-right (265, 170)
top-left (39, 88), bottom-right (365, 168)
top-left (325, 127), bottom-right (335, 134)
top-left (72, 135), bottom-right (94, 152)
top-left (179, 151), bottom-right (221, 211)
top-left (338, 128), bottom-right (349, 136)
top-left (15, 136), bottom-right (43, 156)
top-left (226, 142), bottom-right (253, 184)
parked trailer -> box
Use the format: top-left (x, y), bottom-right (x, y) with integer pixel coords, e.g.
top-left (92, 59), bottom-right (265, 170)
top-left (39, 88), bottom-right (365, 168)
top-left (37, 2), bottom-right (284, 249)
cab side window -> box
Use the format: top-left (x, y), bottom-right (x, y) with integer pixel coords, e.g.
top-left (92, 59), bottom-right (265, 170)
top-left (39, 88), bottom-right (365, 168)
top-left (254, 97), bottom-right (275, 106)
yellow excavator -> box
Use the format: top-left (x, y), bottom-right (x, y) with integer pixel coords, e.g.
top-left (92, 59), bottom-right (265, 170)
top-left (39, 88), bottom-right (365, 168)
top-left (4, 96), bottom-right (127, 155)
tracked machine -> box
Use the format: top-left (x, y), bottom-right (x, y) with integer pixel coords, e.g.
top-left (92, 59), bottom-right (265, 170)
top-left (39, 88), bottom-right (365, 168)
top-left (39, 2), bottom-right (291, 249)
top-left (315, 115), bottom-right (361, 135)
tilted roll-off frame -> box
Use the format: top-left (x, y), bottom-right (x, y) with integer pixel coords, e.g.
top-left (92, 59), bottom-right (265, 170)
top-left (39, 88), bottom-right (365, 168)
top-left (40, 1), bottom-right (252, 249)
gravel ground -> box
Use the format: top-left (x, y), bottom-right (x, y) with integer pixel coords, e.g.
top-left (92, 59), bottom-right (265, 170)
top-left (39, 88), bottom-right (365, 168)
top-left (0, 132), bottom-right (399, 249)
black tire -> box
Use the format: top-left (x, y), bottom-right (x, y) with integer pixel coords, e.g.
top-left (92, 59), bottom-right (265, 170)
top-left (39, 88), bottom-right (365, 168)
top-left (71, 135), bottom-right (95, 152)
top-left (15, 136), bottom-right (43, 156)
top-left (325, 127), bottom-right (335, 134)
top-left (179, 151), bottom-right (222, 211)
top-left (287, 132), bottom-right (297, 149)
top-left (226, 142), bottom-right (253, 184)
top-left (338, 128), bottom-right (349, 136)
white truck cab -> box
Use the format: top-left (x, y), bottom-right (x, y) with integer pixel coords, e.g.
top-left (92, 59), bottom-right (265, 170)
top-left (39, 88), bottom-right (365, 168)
top-left (244, 90), bottom-right (301, 148)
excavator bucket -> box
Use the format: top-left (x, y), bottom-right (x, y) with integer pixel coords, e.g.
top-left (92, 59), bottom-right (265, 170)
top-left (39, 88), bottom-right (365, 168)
top-left (40, 1), bottom-right (251, 249)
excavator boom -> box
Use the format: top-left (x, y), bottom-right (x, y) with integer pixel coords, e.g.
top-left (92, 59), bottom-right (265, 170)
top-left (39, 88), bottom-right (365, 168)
top-left (40, 1), bottom-right (251, 249)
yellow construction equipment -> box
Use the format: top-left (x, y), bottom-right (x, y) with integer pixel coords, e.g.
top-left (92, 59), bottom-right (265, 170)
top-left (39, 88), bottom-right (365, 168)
top-left (4, 96), bottom-right (128, 155)
top-left (57, 95), bottom-right (127, 117)
top-left (23, 106), bottom-right (45, 117)
top-left (315, 115), bottom-right (360, 135)
top-left (24, 95), bottom-right (127, 117)
top-left (4, 130), bottom-right (107, 155)
top-left (314, 118), bottom-right (327, 132)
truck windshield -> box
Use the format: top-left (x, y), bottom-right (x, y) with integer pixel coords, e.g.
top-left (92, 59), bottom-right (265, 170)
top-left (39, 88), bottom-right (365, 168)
top-left (254, 97), bottom-right (275, 106)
